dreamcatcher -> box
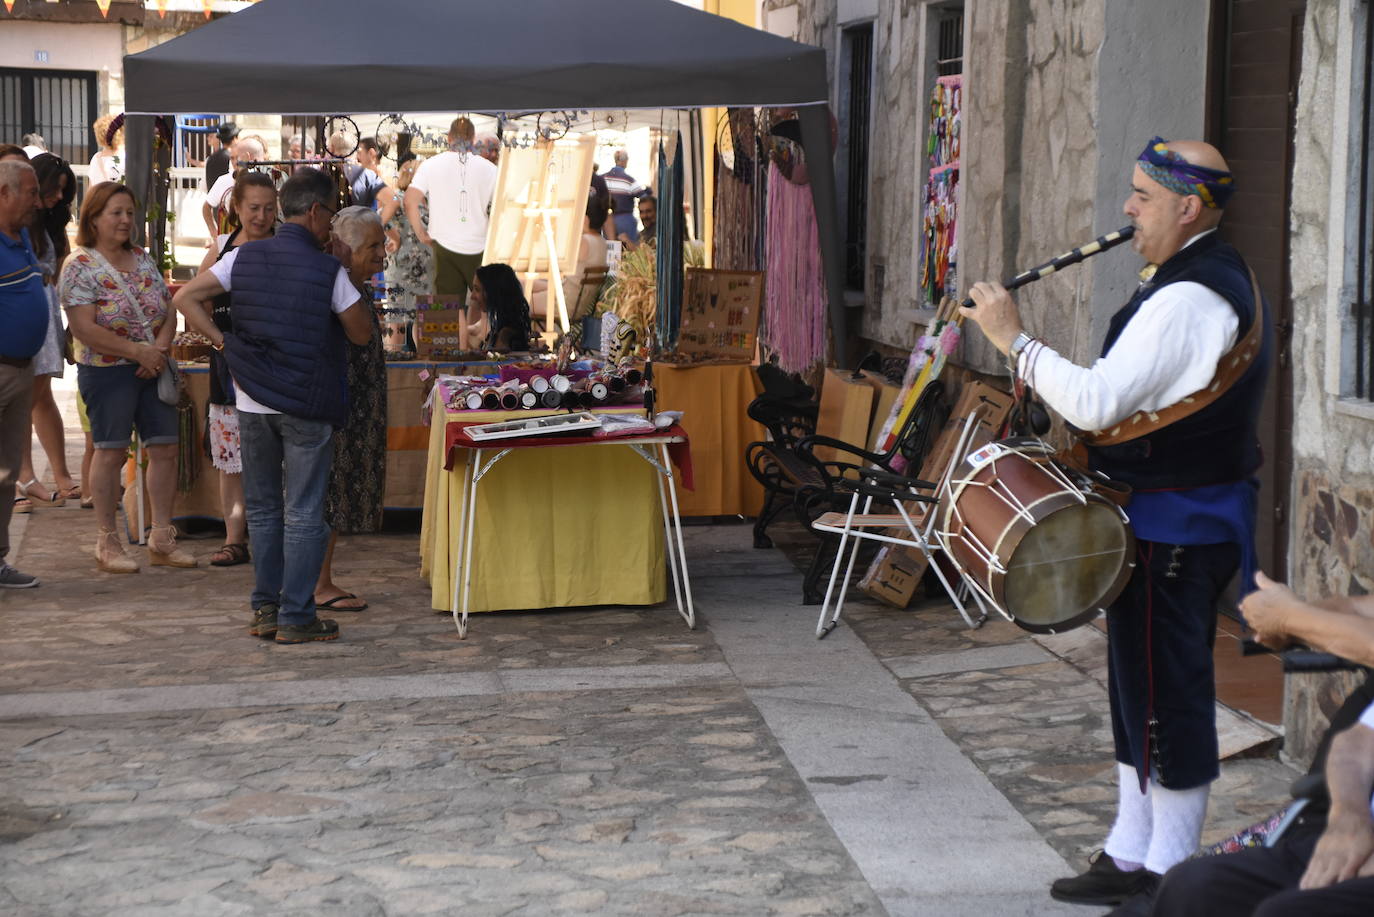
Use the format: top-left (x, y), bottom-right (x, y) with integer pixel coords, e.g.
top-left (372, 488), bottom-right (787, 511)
top-left (323, 114), bottom-right (360, 159)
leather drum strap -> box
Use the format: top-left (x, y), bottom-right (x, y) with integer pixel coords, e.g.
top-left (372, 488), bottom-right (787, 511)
top-left (1080, 268), bottom-right (1264, 448)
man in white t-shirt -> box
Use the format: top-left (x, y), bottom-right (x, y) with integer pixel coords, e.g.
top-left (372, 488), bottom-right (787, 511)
top-left (403, 116), bottom-right (498, 305)
top-left (202, 135), bottom-right (266, 239)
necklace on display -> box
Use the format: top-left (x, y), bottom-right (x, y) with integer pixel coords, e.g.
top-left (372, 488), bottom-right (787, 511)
top-left (458, 152), bottom-right (469, 223)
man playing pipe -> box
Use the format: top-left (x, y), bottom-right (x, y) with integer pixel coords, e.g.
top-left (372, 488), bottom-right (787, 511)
top-left (961, 138), bottom-right (1272, 911)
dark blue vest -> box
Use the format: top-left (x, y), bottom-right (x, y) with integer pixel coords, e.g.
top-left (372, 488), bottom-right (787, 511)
top-left (224, 222), bottom-right (348, 428)
top-left (1086, 232), bottom-right (1272, 490)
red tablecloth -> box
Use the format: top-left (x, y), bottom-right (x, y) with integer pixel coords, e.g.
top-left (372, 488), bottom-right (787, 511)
top-left (444, 421), bottom-right (694, 491)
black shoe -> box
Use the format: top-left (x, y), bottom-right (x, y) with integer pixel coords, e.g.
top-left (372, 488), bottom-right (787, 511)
top-left (248, 603), bottom-right (279, 639)
top-left (1103, 875), bottom-right (1161, 917)
top-left (275, 617), bottom-right (340, 644)
top-left (1050, 851), bottom-right (1158, 906)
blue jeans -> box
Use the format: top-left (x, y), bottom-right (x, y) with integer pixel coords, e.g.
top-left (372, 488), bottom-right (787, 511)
top-left (612, 212), bottom-right (639, 244)
top-left (238, 411), bottom-right (335, 627)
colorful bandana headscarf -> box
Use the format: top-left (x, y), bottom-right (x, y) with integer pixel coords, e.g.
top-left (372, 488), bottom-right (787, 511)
top-left (1137, 137), bottom-right (1235, 208)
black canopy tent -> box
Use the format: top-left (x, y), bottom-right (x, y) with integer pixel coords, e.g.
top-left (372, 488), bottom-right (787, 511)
top-left (121, 0), bottom-right (847, 359)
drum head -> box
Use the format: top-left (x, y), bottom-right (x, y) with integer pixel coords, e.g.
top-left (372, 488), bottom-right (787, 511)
top-left (1002, 499), bottom-right (1134, 634)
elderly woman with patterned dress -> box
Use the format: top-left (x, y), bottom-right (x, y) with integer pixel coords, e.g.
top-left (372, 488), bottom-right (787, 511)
top-left (59, 182), bottom-right (196, 573)
top-left (312, 205), bottom-right (387, 612)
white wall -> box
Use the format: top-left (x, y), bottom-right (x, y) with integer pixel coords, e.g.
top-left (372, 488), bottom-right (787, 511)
top-left (1089, 0), bottom-right (1210, 341)
top-left (0, 21), bottom-right (123, 77)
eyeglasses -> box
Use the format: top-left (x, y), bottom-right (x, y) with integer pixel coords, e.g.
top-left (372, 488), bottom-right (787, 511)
top-left (318, 201), bottom-right (338, 223)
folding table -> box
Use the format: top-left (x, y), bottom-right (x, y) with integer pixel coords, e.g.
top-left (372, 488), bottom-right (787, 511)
top-left (443, 422), bottom-right (696, 637)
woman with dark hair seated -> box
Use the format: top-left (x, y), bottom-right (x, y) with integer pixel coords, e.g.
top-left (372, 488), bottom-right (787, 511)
top-left (466, 263), bottom-right (532, 353)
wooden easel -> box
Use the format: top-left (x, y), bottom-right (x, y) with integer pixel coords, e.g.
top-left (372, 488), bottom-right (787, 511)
top-left (505, 142), bottom-right (570, 338)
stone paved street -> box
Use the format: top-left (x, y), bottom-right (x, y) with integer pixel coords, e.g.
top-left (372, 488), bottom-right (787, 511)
top-left (1, 402), bottom-right (1302, 915)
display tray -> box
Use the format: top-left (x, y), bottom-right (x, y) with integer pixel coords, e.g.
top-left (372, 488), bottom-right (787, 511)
top-left (463, 411), bottom-right (603, 442)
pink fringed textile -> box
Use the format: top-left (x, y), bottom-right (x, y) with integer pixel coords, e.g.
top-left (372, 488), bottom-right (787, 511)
top-left (763, 163), bottom-right (826, 372)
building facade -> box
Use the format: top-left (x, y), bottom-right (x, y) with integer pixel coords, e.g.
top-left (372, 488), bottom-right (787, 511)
top-left (766, 0), bottom-right (1372, 760)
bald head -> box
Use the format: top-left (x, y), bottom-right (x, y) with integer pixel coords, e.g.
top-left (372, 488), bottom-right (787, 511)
top-left (1163, 139), bottom-right (1230, 175)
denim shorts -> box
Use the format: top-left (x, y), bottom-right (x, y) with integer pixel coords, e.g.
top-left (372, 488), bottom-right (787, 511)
top-left (77, 363), bottom-right (179, 450)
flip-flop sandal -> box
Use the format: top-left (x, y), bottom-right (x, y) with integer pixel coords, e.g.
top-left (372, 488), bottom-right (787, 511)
top-left (57, 484), bottom-right (82, 501)
top-left (209, 543), bottom-right (250, 567)
top-left (12, 496), bottom-right (33, 515)
top-left (316, 593), bottom-right (369, 612)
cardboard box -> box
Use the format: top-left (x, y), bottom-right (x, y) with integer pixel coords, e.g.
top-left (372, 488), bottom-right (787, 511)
top-left (858, 380), bottom-right (1014, 609)
top-left (813, 367), bottom-right (877, 466)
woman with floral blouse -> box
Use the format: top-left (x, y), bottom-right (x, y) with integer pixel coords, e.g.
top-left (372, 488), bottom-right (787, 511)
top-left (59, 182), bottom-right (196, 574)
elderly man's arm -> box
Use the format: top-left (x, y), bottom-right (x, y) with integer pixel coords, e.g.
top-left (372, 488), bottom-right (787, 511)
top-left (172, 270), bottom-right (227, 347)
top-left (202, 200), bottom-right (217, 242)
top-left (1299, 717), bottom-right (1374, 890)
top-left (403, 186), bottom-right (431, 247)
top-left (1240, 571), bottom-right (1374, 667)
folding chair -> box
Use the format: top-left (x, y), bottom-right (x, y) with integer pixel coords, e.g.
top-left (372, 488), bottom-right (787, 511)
top-left (809, 409), bottom-right (990, 638)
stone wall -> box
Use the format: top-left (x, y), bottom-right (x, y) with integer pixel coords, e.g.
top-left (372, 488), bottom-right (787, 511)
top-left (766, 0), bottom-right (1208, 371)
top-left (961, 0), bottom-right (1105, 372)
top-left (1284, 0), bottom-right (1374, 768)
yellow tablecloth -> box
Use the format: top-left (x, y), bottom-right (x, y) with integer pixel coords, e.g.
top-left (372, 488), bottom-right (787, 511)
top-left (145, 362), bottom-right (498, 526)
top-left (420, 405), bottom-right (667, 613)
top-left (653, 362), bottom-right (765, 518)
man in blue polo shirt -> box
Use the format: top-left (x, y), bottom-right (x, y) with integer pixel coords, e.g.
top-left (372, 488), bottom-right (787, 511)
top-left (0, 158), bottom-right (47, 588)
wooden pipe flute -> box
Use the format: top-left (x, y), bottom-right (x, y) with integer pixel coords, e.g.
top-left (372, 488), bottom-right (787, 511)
top-left (959, 225), bottom-right (1136, 308)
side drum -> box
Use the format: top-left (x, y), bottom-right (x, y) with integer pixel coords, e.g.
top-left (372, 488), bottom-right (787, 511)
top-left (938, 438), bottom-right (1135, 633)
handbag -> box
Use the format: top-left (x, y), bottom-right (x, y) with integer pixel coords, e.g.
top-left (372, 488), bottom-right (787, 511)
top-left (156, 358), bottom-right (182, 407)
top-left (79, 246), bottom-right (180, 405)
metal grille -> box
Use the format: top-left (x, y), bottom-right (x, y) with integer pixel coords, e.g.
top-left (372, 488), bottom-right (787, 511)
top-left (1358, 3), bottom-right (1374, 399)
top-left (844, 23), bottom-right (873, 290)
top-left (176, 115), bottom-right (221, 168)
top-left (0, 68), bottom-right (97, 165)
top-left (937, 8), bottom-right (964, 76)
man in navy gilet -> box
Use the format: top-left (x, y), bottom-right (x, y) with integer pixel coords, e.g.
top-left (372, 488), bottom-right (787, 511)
top-left (174, 169), bottom-right (373, 644)
top-left (962, 138), bottom-right (1271, 913)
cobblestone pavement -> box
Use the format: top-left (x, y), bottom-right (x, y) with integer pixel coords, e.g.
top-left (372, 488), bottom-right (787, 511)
top-left (0, 495), bottom-right (1302, 915)
top-left (765, 522), bottom-right (1298, 865)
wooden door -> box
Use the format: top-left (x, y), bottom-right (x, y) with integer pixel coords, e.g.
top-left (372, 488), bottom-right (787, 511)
top-left (1207, 0), bottom-right (1303, 582)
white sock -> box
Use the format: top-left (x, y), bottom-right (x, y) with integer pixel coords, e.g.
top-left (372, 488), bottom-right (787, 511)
top-left (1144, 780), bottom-right (1209, 874)
top-left (1104, 762), bottom-right (1151, 867)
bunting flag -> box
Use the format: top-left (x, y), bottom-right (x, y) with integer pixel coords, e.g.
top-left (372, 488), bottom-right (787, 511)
top-left (3, 0), bottom-right (16, 14)
top-left (203, 0), bottom-right (214, 18)
top-left (96, 0), bottom-right (112, 17)
top-left (156, 0), bottom-right (168, 17)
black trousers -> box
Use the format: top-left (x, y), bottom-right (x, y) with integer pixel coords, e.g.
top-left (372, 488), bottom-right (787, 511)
top-left (1108, 539), bottom-right (1239, 789)
top-left (1151, 816), bottom-right (1374, 916)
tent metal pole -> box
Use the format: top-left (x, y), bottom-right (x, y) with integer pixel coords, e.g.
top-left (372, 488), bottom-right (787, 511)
top-left (797, 104), bottom-right (848, 367)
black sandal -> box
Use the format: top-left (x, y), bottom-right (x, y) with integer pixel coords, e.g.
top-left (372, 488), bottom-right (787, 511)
top-left (209, 543), bottom-right (250, 567)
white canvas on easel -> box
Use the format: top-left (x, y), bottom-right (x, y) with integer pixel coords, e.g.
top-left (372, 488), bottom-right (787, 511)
top-left (483, 134), bottom-right (595, 334)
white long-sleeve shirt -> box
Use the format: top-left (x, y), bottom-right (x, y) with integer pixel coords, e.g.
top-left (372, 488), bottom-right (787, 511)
top-left (1017, 237), bottom-right (1238, 432)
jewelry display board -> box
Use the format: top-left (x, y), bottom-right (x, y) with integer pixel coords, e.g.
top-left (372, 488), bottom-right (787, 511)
top-left (677, 268), bottom-right (764, 362)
